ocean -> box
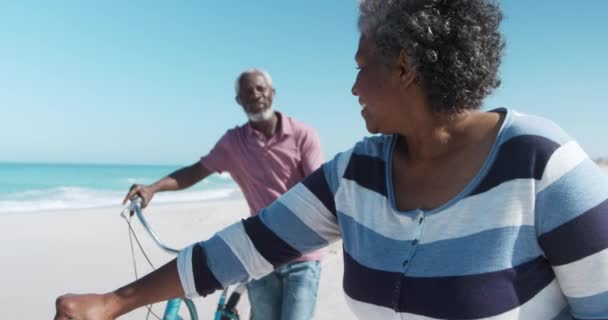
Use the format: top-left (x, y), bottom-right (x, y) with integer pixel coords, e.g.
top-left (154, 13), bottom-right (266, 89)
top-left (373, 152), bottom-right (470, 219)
top-left (0, 162), bottom-right (239, 214)
top-left (2, 162), bottom-right (606, 214)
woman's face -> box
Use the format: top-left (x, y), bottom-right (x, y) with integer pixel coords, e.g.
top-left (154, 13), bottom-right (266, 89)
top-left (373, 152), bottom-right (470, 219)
top-left (351, 35), bottom-right (404, 134)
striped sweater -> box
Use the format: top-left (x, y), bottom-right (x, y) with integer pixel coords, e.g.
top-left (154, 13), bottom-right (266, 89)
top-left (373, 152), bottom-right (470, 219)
top-left (177, 108), bottom-right (608, 319)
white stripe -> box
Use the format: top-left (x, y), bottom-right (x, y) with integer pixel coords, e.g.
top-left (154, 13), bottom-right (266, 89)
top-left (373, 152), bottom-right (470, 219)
top-left (538, 141), bottom-right (587, 192)
top-left (553, 247), bottom-right (608, 298)
top-left (177, 245), bottom-right (198, 298)
top-left (336, 148), bottom-right (353, 178)
top-left (335, 178), bottom-right (536, 243)
top-left (278, 183), bottom-right (341, 242)
top-left (336, 179), bottom-right (418, 241)
top-left (344, 294), bottom-right (400, 320)
top-left (217, 222), bottom-right (274, 280)
top-left (422, 179), bottom-right (536, 243)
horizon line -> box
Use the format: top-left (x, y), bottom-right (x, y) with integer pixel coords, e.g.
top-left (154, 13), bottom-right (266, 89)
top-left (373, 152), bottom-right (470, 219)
top-left (0, 160), bottom-right (185, 167)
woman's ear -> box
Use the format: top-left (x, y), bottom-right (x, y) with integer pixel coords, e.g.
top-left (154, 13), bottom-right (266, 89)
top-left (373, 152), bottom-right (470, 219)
top-left (398, 49), bottom-right (416, 86)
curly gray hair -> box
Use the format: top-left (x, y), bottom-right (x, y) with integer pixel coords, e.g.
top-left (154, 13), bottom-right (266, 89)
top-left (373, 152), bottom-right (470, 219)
top-left (358, 0), bottom-right (505, 113)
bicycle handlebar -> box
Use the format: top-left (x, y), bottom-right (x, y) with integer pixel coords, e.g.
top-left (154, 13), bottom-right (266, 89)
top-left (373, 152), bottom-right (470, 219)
top-left (124, 196), bottom-right (246, 320)
top-left (126, 196), bottom-right (180, 254)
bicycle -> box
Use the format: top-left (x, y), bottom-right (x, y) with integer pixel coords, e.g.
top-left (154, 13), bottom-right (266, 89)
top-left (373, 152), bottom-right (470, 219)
top-left (121, 196), bottom-right (246, 320)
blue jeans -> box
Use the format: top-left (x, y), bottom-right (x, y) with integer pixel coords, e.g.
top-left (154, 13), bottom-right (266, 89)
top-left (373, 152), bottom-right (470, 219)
top-left (247, 261), bottom-right (321, 320)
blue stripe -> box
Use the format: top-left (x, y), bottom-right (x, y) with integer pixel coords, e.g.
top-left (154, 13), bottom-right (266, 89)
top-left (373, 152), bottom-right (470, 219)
top-left (540, 198), bottom-right (608, 266)
top-left (301, 167), bottom-right (336, 216)
top-left (242, 215), bottom-right (301, 268)
top-left (323, 153), bottom-right (344, 194)
top-left (408, 226), bottom-right (543, 276)
top-left (343, 251), bottom-right (556, 318)
top-left (351, 135), bottom-right (390, 159)
top-left (568, 290), bottom-right (608, 319)
top-left (551, 307), bottom-right (573, 320)
top-left (204, 235), bottom-right (250, 286)
top-left (340, 214), bottom-right (544, 276)
top-left (260, 201), bottom-right (329, 254)
top-left (339, 212), bottom-right (412, 272)
top-left (501, 112), bottom-right (571, 145)
top-left (192, 243), bottom-right (223, 296)
top-left (472, 135), bottom-right (559, 195)
top-left (343, 153), bottom-right (387, 197)
top-left (537, 159), bottom-right (608, 233)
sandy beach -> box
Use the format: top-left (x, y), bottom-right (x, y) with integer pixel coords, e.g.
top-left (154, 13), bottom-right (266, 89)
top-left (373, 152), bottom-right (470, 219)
top-left (0, 197), bottom-right (352, 319)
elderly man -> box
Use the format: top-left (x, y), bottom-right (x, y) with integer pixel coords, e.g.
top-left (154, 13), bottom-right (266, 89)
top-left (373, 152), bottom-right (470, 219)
top-left (122, 68), bottom-right (324, 320)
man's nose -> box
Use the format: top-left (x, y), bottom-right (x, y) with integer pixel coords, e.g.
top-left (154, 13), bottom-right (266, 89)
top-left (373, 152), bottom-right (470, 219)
top-left (248, 89), bottom-right (261, 99)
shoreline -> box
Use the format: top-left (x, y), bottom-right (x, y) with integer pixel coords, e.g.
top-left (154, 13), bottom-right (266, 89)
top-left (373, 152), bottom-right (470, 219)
top-left (0, 187), bottom-right (242, 215)
top-left (2, 163), bottom-right (606, 215)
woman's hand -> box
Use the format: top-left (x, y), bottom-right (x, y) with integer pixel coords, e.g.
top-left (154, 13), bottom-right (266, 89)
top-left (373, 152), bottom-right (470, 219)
top-left (54, 293), bottom-right (116, 320)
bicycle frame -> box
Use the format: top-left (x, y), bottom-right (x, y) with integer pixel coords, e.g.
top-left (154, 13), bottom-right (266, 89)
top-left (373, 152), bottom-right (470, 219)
top-left (125, 196), bottom-right (244, 320)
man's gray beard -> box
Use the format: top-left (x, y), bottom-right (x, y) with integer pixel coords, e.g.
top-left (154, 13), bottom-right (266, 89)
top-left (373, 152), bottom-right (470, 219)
top-left (247, 107), bottom-right (274, 123)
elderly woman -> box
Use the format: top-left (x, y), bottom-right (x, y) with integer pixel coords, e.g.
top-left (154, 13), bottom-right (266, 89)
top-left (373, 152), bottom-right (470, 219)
top-left (55, 0), bottom-right (608, 319)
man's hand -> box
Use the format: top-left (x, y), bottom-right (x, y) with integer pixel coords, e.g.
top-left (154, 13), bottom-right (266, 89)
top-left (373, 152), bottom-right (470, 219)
top-left (122, 184), bottom-right (154, 208)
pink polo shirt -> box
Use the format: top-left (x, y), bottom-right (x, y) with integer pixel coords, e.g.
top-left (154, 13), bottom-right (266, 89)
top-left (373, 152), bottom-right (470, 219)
top-left (200, 112), bottom-right (324, 262)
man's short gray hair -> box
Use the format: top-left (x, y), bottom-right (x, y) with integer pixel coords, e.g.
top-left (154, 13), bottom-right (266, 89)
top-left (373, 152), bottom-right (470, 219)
top-left (234, 68), bottom-right (274, 94)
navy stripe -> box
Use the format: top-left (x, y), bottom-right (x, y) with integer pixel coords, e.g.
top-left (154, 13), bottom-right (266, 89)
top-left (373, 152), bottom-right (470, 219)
top-left (301, 167), bottom-right (337, 216)
top-left (342, 249), bottom-right (402, 310)
top-left (400, 256), bottom-right (555, 318)
top-left (539, 199), bottom-right (608, 266)
top-left (192, 243), bottom-right (222, 297)
top-left (472, 135), bottom-right (559, 195)
top-left (241, 215), bottom-right (302, 268)
top-left (344, 252), bottom-right (555, 318)
top-left (343, 153), bottom-right (387, 197)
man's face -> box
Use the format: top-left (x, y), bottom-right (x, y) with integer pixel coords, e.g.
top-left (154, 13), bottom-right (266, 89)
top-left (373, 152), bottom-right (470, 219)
top-left (236, 73), bottom-right (275, 118)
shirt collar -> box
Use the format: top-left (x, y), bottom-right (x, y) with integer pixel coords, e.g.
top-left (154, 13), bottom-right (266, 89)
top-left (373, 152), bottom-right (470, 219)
top-left (245, 111), bottom-right (292, 138)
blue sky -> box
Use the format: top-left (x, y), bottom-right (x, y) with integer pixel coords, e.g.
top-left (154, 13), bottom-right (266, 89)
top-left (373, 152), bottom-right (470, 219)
top-left (1, 0), bottom-right (606, 165)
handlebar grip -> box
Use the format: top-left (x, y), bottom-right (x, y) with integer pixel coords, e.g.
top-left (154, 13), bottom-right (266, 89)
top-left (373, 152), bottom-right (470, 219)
top-left (224, 292), bottom-right (242, 313)
top-left (126, 196), bottom-right (180, 254)
top-left (224, 283), bottom-right (246, 314)
top-left (129, 196), bottom-right (143, 216)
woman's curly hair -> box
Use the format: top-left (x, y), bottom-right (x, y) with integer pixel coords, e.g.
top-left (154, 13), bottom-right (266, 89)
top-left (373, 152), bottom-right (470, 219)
top-left (359, 0), bottom-right (505, 114)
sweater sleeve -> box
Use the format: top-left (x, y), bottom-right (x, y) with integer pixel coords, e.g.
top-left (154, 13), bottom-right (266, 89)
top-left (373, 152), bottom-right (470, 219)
top-left (176, 155), bottom-right (346, 297)
top-left (536, 140), bottom-right (608, 319)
